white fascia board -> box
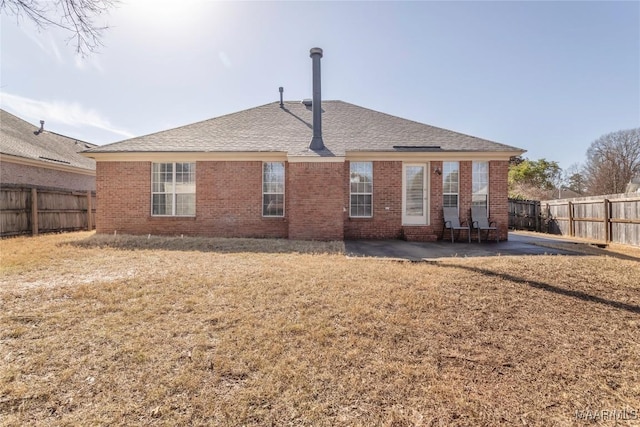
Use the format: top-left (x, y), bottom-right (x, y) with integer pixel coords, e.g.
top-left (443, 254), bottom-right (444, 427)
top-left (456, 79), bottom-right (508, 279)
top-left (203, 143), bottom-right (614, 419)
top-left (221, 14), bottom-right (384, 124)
top-left (0, 153), bottom-right (96, 176)
top-left (82, 150), bottom-right (526, 163)
top-left (286, 155), bottom-right (346, 163)
top-left (82, 151), bottom-right (288, 162)
top-left (345, 150), bottom-right (525, 162)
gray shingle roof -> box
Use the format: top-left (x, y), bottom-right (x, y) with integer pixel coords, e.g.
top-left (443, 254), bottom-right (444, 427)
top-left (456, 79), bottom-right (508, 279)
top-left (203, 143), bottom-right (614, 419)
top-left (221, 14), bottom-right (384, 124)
top-left (83, 101), bottom-right (523, 157)
top-left (1, 109), bottom-right (96, 170)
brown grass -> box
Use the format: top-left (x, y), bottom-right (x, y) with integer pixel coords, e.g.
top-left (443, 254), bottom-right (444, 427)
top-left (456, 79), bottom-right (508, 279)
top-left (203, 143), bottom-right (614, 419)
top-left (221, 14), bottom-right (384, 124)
top-left (1, 232), bottom-right (639, 426)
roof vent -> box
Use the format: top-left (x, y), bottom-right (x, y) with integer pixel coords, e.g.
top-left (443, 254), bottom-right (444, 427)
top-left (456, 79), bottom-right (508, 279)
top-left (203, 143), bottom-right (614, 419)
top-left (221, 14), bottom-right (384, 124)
top-left (302, 99), bottom-right (312, 107)
top-left (279, 87), bottom-right (284, 108)
top-left (38, 156), bottom-right (70, 164)
top-left (392, 145), bottom-right (442, 150)
top-left (34, 120), bottom-right (44, 135)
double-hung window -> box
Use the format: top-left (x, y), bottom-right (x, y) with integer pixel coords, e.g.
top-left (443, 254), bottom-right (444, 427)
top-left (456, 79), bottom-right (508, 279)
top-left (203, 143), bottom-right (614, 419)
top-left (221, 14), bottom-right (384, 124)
top-left (442, 162), bottom-right (459, 209)
top-left (350, 162), bottom-right (373, 217)
top-left (151, 162), bottom-right (196, 216)
top-left (263, 162), bottom-right (285, 217)
top-left (472, 161), bottom-right (489, 209)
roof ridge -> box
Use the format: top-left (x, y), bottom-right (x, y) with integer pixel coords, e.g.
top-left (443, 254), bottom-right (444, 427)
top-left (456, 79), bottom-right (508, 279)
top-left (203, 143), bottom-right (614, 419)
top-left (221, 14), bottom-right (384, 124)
top-left (47, 130), bottom-right (95, 146)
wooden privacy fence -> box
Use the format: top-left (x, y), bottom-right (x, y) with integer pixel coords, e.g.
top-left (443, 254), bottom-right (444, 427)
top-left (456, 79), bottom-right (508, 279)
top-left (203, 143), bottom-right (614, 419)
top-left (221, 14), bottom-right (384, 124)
top-left (542, 194), bottom-right (640, 247)
top-left (509, 199), bottom-right (542, 231)
top-left (1, 185), bottom-right (96, 237)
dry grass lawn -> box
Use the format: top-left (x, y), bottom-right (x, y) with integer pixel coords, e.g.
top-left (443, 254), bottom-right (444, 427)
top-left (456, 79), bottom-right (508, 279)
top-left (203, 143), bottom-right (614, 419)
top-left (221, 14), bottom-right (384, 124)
top-left (1, 232), bottom-right (639, 426)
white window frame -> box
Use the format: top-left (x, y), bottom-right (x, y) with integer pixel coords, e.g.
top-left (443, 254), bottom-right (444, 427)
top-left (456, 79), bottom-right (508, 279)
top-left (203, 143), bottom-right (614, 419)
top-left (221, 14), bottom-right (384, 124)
top-left (442, 161), bottom-right (459, 210)
top-left (349, 161), bottom-right (373, 218)
top-left (151, 162), bottom-right (196, 217)
top-left (472, 161), bottom-right (489, 211)
top-left (262, 162), bottom-right (285, 217)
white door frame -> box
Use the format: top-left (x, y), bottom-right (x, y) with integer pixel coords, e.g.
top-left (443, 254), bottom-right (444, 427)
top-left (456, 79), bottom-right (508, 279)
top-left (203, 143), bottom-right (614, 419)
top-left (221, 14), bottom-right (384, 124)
top-left (402, 162), bottom-right (430, 225)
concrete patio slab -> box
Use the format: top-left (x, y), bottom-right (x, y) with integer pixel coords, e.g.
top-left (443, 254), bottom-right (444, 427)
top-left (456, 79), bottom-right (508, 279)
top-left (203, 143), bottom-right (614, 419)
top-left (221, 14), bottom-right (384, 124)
top-left (345, 231), bottom-right (582, 261)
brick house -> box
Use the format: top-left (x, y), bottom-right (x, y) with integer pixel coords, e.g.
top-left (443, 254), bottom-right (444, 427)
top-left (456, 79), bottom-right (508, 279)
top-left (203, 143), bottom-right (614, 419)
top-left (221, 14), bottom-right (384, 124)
top-left (1, 109), bottom-right (96, 191)
top-left (83, 48), bottom-right (524, 241)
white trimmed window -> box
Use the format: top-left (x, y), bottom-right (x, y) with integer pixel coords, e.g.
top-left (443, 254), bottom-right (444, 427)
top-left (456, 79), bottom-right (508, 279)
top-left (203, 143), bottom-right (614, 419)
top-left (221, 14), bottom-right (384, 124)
top-left (472, 161), bottom-right (489, 209)
top-left (263, 162), bottom-right (284, 217)
top-left (152, 162), bottom-right (196, 216)
top-left (442, 161), bottom-right (459, 209)
top-left (350, 162), bottom-right (373, 217)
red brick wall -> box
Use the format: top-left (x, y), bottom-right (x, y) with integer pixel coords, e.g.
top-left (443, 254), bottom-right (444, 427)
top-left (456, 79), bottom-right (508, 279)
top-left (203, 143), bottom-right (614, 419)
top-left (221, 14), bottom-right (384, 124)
top-left (344, 161), bottom-right (443, 241)
top-left (1, 161), bottom-right (95, 191)
top-left (489, 160), bottom-right (509, 241)
top-left (435, 160), bottom-right (508, 241)
top-left (427, 161), bottom-right (446, 240)
top-left (95, 162), bottom-right (151, 234)
top-left (202, 161), bottom-right (287, 238)
top-left (95, 161), bottom-right (287, 238)
top-left (342, 160), bottom-right (510, 241)
top-left (288, 162), bottom-right (344, 240)
top-left (95, 158), bottom-right (511, 241)
top-left (344, 161), bottom-right (403, 239)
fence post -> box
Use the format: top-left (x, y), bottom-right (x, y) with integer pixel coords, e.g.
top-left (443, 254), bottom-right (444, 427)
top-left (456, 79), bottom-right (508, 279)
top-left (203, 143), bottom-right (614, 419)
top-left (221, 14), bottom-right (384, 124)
top-left (545, 203), bottom-right (550, 234)
top-left (87, 191), bottom-right (93, 231)
top-left (604, 199), bottom-right (610, 243)
top-left (31, 188), bottom-right (38, 236)
top-left (568, 201), bottom-right (574, 237)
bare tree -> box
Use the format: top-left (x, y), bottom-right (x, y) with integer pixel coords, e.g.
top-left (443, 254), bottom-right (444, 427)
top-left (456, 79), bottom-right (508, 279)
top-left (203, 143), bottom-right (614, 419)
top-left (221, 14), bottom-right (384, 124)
top-left (584, 128), bottom-right (640, 195)
top-left (1, 0), bottom-right (117, 56)
top-left (561, 163), bottom-right (586, 196)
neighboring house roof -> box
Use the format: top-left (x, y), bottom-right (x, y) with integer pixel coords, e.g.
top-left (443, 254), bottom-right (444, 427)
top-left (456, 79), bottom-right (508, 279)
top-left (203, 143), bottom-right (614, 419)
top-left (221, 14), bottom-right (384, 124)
top-left (0, 109), bottom-right (96, 171)
top-left (626, 176), bottom-right (640, 193)
top-left (83, 101), bottom-right (524, 158)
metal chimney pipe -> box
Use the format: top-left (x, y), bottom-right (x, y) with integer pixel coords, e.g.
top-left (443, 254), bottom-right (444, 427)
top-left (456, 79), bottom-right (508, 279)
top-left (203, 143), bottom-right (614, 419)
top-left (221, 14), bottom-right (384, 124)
top-left (279, 87), bottom-right (284, 108)
top-left (309, 47), bottom-right (324, 150)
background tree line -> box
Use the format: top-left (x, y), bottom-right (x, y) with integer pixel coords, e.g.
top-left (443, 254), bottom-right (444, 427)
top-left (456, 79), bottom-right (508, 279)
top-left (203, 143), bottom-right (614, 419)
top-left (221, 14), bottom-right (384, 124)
top-left (509, 127), bottom-right (640, 200)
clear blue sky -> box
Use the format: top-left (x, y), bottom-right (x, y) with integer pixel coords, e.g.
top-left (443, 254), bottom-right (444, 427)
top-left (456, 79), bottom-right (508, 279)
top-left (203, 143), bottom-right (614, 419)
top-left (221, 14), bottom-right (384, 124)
top-left (1, 1), bottom-right (638, 170)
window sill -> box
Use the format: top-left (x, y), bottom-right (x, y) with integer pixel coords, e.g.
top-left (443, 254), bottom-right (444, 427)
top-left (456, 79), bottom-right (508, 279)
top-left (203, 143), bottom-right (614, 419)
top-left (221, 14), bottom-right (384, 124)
top-left (150, 215), bottom-right (196, 220)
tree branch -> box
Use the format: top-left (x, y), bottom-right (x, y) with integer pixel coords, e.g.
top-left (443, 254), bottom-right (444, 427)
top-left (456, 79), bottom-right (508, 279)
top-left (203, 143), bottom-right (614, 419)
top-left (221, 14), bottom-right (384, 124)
top-left (1, 0), bottom-right (117, 56)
